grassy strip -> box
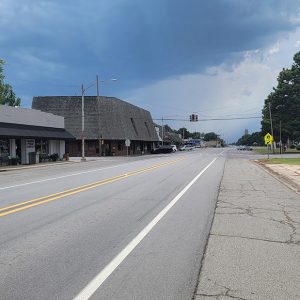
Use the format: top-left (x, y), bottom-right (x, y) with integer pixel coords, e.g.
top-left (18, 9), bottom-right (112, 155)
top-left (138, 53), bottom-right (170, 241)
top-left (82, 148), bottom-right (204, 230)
top-left (260, 158), bottom-right (300, 165)
top-left (253, 147), bottom-right (300, 155)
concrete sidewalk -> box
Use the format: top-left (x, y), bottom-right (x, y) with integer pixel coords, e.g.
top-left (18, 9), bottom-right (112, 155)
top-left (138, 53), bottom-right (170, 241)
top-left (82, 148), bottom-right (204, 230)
top-left (195, 158), bottom-right (300, 300)
top-left (0, 160), bottom-right (79, 172)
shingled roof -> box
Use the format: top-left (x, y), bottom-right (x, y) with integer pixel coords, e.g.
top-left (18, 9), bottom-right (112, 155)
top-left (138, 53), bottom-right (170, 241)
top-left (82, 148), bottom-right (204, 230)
top-left (32, 96), bottom-right (159, 142)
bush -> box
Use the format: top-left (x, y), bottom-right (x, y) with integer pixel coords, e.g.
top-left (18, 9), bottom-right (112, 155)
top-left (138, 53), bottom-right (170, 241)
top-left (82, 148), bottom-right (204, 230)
top-left (49, 153), bottom-right (59, 161)
top-left (9, 157), bottom-right (19, 165)
top-left (296, 144), bottom-right (300, 151)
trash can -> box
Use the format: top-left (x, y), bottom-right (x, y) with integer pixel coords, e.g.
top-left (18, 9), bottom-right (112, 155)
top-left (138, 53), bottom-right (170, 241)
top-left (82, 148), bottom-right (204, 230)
top-left (28, 152), bottom-right (36, 164)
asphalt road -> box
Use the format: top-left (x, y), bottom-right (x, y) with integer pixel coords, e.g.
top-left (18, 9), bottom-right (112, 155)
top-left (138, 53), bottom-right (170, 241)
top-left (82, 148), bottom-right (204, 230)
top-left (0, 148), bottom-right (226, 300)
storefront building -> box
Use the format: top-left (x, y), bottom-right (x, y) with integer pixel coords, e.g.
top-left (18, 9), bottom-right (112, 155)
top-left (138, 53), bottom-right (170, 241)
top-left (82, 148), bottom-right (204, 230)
top-left (0, 105), bottom-right (74, 165)
top-left (32, 96), bottom-right (160, 157)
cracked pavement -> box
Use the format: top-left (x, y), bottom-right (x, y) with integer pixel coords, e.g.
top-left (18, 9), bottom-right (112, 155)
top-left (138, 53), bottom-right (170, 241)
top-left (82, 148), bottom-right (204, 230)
top-left (195, 158), bottom-right (300, 300)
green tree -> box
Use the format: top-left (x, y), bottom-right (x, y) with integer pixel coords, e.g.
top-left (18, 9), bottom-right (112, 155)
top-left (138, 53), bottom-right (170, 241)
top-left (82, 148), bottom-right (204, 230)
top-left (0, 59), bottom-right (21, 106)
top-left (236, 132), bottom-right (264, 146)
top-left (190, 131), bottom-right (201, 139)
top-left (176, 127), bottom-right (191, 139)
top-left (261, 52), bottom-right (300, 143)
top-left (204, 132), bottom-right (218, 141)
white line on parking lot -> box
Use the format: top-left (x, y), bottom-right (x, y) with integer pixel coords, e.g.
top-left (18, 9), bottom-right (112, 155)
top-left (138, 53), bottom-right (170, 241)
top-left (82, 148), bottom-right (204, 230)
top-left (73, 157), bottom-right (218, 300)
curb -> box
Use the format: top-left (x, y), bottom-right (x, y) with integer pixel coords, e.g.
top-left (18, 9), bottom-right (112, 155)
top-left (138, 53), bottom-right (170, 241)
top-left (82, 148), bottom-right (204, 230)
top-left (253, 160), bottom-right (300, 195)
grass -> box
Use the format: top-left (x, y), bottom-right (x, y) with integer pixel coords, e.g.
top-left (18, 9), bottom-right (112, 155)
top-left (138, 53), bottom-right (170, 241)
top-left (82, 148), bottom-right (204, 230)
top-left (253, 147), bottom-right (300, 155)
top-left (260, 158), bottom-right (300, 165)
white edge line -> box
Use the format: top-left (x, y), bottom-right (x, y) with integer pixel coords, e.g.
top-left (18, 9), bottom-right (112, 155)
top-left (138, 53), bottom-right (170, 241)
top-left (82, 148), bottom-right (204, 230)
top-left (73, 157), bottom-right (218, 300)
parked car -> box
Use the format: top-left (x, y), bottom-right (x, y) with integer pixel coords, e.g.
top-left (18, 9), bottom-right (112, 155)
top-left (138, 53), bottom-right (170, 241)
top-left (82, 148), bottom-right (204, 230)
top-left (237, 145), bottom-right (253, 151)
top-left (179, 145), bottom-right (194, 151)
top-left (237, 145), bottom-right (245, 150)
top-left (151, 145), bottom-right (173, 154)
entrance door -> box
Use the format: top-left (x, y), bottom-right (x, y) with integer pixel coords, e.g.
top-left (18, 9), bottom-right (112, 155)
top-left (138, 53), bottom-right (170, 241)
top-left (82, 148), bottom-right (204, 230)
top-left (16, 139), bottom-right (21, 163)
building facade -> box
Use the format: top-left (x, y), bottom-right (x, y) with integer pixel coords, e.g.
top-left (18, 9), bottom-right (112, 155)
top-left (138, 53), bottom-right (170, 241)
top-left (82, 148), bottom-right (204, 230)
top-left (0, 105), bottom-right (74, 165)
top-left (32, 96), bottom-right (160, 156)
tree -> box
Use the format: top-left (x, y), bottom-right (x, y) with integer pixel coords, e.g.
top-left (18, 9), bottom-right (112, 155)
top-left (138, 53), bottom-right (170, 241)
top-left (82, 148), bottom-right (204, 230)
top-left (190, 131), bottom-right (201, 139)
top-left (204, 132), bottom-right (218, 141)
top-left (0, 59), bottom-right (21, 106)
top-left (176, 127), bottom-right (191, 139)
top-left (236, 132), bottom-right (264, 146)
top-left (261, 52), bottom-right (300, 143)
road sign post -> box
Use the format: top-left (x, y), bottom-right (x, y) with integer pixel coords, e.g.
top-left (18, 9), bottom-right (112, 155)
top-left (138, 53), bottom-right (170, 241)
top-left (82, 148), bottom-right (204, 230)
top-left (125, 139), bottom-right (131, 156)
top-left (264, 133), bottom-right (273, 159)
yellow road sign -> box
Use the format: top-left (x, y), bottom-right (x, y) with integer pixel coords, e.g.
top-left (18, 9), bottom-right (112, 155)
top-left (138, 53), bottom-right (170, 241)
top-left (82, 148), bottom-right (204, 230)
top-left (264, 133), bottom-right (273, 145)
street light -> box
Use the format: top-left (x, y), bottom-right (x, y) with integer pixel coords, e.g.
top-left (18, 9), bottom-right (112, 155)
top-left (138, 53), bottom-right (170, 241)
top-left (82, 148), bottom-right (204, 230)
top-left (95, 76), bottom-right (117, 156)
top-left (81, 76), bottom-right (117, 161)
top-left (81, 82), bottom-right (96, 161)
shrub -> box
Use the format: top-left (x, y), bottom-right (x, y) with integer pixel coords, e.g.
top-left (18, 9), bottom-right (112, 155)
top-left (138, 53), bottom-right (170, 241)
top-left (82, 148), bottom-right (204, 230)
top-left (49, 153), bottom-right (59, 161)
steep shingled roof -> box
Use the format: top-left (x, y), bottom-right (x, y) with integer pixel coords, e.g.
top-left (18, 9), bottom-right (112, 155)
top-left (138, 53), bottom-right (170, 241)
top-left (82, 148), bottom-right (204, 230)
top-left (32, 96), bottom-right (159, 142)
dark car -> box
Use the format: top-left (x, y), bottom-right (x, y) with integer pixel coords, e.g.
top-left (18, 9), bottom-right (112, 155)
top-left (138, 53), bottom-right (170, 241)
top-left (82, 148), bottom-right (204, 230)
top-left (151, 145), bottom-right (173, 154)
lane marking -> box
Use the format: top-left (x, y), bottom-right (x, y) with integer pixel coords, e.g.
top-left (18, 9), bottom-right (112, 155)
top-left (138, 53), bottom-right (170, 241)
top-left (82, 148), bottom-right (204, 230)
top-left (0, 160), bottom-right (162, 191)
top-left (0, 158), bottom-right (184, 217)
top-left (73, 157), bottom-right (218, 300)
top-left (219, 149), bottom-right (227, 156)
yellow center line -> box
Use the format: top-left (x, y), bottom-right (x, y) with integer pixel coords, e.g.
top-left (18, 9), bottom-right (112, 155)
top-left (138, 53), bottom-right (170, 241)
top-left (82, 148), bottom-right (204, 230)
top-left (0, 158), bottom-right (184, 217)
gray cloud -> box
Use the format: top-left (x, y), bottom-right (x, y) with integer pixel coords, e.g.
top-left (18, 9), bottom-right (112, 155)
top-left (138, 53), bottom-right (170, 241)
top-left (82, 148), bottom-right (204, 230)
top-left (1, 0), bottom-right (300, 105)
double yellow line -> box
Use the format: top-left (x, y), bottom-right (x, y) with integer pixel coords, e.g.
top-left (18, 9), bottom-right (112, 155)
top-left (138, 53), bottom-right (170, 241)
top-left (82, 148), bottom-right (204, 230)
top-left (0, 158), bottom-right (183, 217)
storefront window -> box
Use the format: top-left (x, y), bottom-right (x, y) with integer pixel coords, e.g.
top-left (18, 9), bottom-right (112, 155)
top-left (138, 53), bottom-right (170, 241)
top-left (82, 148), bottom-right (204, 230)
top-left (118, 142), bottom-right (123, 151)
top-left (36, 139), bottom-right (49, 154)
top-left (0, 139), bottom-right (10, 157)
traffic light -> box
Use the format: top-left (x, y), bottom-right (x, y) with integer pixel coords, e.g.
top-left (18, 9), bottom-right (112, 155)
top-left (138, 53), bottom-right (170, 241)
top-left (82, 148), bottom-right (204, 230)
top-left (189, 113), bottom-right (198, 122)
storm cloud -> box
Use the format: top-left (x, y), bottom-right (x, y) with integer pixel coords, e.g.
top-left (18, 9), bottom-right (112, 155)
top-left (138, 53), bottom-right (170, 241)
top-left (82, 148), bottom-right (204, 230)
top-left (1, 0), bottom-right (300, 140)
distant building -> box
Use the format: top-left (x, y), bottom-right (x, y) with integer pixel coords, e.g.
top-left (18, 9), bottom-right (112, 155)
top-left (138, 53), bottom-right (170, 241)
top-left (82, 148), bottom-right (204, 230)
top-left (0, 105), bottom-right (74, 165)
top-left (245, 129), bottom-right (249, 135)
top-left (32, 96), bottom-right (160, 156)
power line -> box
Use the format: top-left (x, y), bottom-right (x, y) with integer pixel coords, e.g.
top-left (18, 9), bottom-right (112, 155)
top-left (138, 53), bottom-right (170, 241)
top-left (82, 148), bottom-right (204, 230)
top-left (152, 116), bottom-right (261, 122)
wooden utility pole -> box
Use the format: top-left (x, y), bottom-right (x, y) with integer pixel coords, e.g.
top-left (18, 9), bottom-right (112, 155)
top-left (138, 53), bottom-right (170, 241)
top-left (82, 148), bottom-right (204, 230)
top-left (96, 75), bottom-right (102, 156)
top-left (268, 102), bottom-right (275, 153)
top-left (81, 83), bottom-right (86, 161)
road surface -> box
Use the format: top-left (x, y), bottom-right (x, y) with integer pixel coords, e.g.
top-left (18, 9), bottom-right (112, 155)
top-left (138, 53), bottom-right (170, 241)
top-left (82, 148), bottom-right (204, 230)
top-left (0, 148), bottom-right (226, 300)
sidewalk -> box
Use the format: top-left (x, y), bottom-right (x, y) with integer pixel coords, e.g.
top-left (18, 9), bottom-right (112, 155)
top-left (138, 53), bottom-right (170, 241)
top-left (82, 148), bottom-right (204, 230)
top-left (0, 160), bottom-right (77, 172)
top-left (195, 158), bottom-right (300, 300)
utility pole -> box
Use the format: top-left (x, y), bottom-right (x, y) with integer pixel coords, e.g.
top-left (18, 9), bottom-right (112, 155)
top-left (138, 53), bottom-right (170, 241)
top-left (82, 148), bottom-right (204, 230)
top-left (161, 117), bottom-right (164, 146)
top-left (96, 75), bottom-right (99, 99)
top-left (81, 84), bottom-right (86, 161)
top-left (279, 120), bottom-right (282, 156)
top-left (268, 102), bottom-right (275, 153)
top-left (96, 75), bottom-right (102, 156)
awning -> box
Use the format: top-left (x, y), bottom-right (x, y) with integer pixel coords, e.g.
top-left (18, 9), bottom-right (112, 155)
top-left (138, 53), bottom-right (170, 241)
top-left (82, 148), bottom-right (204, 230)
top-left (0, 122), bottom-right (75, 140)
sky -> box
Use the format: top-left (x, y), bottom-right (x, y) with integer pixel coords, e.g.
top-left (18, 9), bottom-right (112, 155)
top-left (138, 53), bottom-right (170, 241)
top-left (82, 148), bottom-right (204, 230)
top-left (1, 0), bottom-right (300, 142)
